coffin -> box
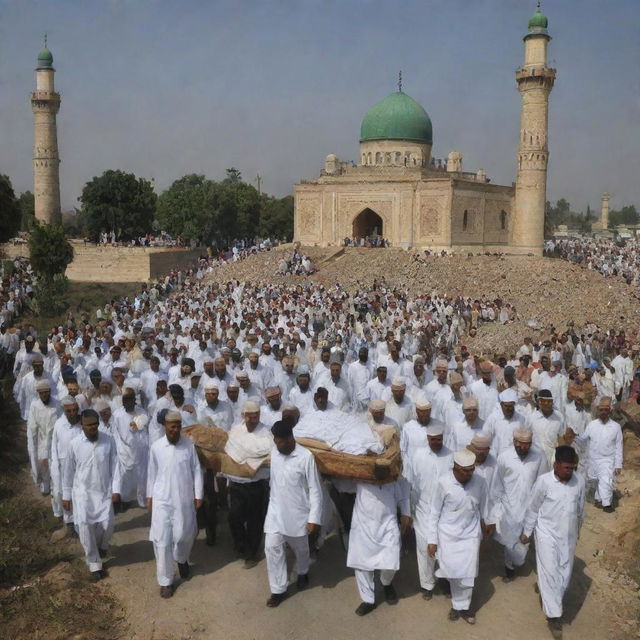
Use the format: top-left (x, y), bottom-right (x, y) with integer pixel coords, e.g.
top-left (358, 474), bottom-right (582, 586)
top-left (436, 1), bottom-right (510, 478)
top-left (183, 424), bottom-right (402, 484)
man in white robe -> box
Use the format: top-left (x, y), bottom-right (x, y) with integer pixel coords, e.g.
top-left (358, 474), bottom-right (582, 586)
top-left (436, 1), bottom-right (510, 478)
top-left (567, 396), bottom-right (623, 512)
top-left (264, 419), bottom-right (323, 607)
top-left (346, 478), bottom-right (411, 616)
top-left (427, 449), bottom-right (491, 624)
top-left (365, 365), bottom-right (391, 403)
top-left (488, 428), bottom-right (547, 581)
top-left (469, 361), bottom-right (499, 420)
top-left (147, 411), bottom-right (203, 598)
top-left (347, 347), bottom-right (374, 413)
top-left (423, 360), bottom-right (454, 423)
top-left (385, 377), bottom-right (414, 431)
top-left (63, 409), bottom-right (120, 581)
top-left (406, 424), bottom-right (453, 599)
top-left (484, 389), bottom-right (525, 456)
top-left (401, 399), bottom-right (444, 459)
top-left (260, 386), bottom-right (284, 427)
top-left (448, 396), bottom-right (487, 451)
top-left (521, 446), bottom-right (585, 639)
top-left (50, 396), bottom-right (83, 535)
top-left (467, 433), bottom-right (497, 511)
top-left (196, 381), bottom-right (233, 430)
top-left (563, 394), bottom-right (590, 478)
top-left (527, 389), bottom-right (565, 467)
top-left (26, 379), bottom-right (58, 495)
top-left (288, 368), bottom-right (315, 416)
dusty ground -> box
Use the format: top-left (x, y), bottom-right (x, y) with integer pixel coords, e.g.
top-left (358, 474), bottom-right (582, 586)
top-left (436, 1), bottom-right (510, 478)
top-left (61, 435), bottom-right (638, 640)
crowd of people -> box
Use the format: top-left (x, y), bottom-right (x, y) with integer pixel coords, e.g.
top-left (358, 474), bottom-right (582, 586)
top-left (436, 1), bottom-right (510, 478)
top-left (10, 263), bottom-right (634, 639)
top-left (343, 235), bottom-right (390, 248)
top-left (276, 249), bottom-right (316, 275)
top-left (545, 237), bottom-right (640, 286)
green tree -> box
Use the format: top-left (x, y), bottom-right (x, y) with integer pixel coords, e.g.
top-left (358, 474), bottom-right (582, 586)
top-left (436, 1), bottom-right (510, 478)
top-left (18, 191), bottom-right (35, 231)
top-left (28, 223), bottom-right (74, 314)
top-left (79, 170), bottom-right (156, 241)
top-left (0, 175), bottom-right (22, 241)
top-left (156, 174), bottom-right (218, 242)
top-left (609, 205), bottom-right (638, 228)
top-left (259, 194), bottom-right (293, 239)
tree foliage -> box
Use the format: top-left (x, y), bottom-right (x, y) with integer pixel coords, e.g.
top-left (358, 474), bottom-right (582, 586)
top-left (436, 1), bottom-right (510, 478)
top-left (79, 170), bottom-right (156, 241)
top-left (609, 205), bottom-right (638, 228)
top-left (28, 223), bottom-right (74, 280)
top-left (18, 191), bottom-right (35, 231)
top-left (545, 198), bottom-right (597, 235)
top-left (155, 168), bottom-right (293, 244)
top-left (0, 175), bottom-right (22, 242)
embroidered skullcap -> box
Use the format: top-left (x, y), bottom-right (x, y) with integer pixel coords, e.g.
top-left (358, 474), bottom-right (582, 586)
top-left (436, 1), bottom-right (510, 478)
top-left (35, 379), bottom-right (51, 391)
top-left (463, 396), bottom-right (478, 409)
top-left (454, 449), bottom-right (476, 467)
top-left (499, 389), bottom-right (518, 404)
top-left (470, 433), bottom-right (491, 447)
top-left (513, 428), bottom-right (533, 442)
top-left (369, 399), bottom-right (386, 411)
top-left (243, 400), bottom-right (260, 413)
top-left (426, 424), bottom-right (444, 437)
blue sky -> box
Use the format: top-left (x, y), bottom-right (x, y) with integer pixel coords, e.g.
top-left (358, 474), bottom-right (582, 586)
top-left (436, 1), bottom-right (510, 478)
top-left (0, 0), bottom-right (638, 213)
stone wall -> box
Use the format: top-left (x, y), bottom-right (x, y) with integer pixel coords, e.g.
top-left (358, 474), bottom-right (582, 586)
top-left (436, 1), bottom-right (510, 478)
top-left (0, 242), bottom-right (203, 282)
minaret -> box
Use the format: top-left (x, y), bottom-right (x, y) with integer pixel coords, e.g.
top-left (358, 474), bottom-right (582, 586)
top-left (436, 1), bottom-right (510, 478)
top-left (510, 4), bottom-right (555, 255)
top-left (600, 192), bottom-right (610, 229)
top-left (31, 37), bottom-right (61, 225)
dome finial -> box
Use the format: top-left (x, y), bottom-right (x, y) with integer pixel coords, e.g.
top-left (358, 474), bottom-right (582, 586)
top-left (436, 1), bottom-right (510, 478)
top-left (398, 70), bottom-right (402, 93)
top-left (44, 32), bottom-right (47, 48)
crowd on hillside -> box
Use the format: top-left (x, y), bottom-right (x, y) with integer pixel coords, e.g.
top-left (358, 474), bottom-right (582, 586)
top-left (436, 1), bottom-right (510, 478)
top-left (545, 237), bottom-right (640, 286)
top-left (343, 235), bottom-right (391, 248)
top-left (8, 252), bottom-right (633, 636)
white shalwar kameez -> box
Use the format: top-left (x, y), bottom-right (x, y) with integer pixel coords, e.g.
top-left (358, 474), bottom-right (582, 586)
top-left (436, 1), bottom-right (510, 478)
top-left (574, 418), bottom-right (623, 507)
top-left (63, 432), bottom-right (120, 572)
top-left (147, 435), bottom-right (204, 586)
top-left (406, 447), bottom-right (453, 591)
top-left (469, 379), bottom-right (499, 420)
top-left (564, 403), bottom-right (590, 477)
top-left (26, 397), bottom-right (58, 494)
top-left (264, 444), bottom-right (323, 594)
top-left (527, 409), bottom-right (565, 468)
top-left (523, 471), bottom-right (585, 619)
top-left (347, 480), bottom-right (410, 604)
top-left (427, 472), bottom-right (488, 611)
top-left (423, 381), bottom-right (454, 423)
top-left (112, 406), bottom-right (149, 507)
top-left (490, 447), bottom-right (548, 569)
top-left (50, 417), bottom-right (82, 523)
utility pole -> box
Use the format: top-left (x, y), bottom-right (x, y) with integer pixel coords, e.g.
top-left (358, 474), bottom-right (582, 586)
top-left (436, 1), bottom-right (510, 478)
top-left (255, 174), bottom-right (262, 195)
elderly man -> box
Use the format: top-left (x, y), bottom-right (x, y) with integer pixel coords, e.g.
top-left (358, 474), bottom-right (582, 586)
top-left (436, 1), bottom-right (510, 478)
top-left (427, 449), bottom-right (491, 624)
top-left (347, 477), bottom-right (411, 616)
top-left (484, 389), bottom-right (525, 456)
top-left (50, 396), bottom-right (83, 535)
top-left (347, 346), bottom-right (373, 413)
top-left (521, 446), bottom-right (585, 639)
top-left (407, 424), bottom-right (453, 600)
top-left (112, 388), bottom-right (149, 509)
top-left (449, 396), bottom-right (486, 451)
top-left (527, 389), bottom-right (565, 467)
top-left (467, 433), bottom-right (497, 499)
top-left (401, 399), bottom-right (443, 458)
top-left (423, 360), bottom-right (454, 423)
top-left (469, 361), bottom-right (499, 420)
top-left (197, 381), bottom-right (233, 431)
top-left (261, 386), bottom-right (284, 427)
top-left (63, 409), bottom-right (120, 581)
top-left (321, 360), bottom-right (352, 412)
top-left (385, 377), bottom-right (414, 430)
top-left (567, 397), bottom-right (623, 512)
top-left (289, 367), bottom-right (315, 416)
top-left (366, 398), bottom-right (399, 440)
top-left (27, 379), bottom-right (58, 495)
top-left (564, 393), bottom-right (590, 479)
top-left (225, 401), bottom-right (273, 568)
top-left (147, 411), bottom-right (203, 598)
top-left (264, 419), bottom-right (323, 607)
top-left (366, 365), bottom-right (391, 402)
top-left (18, 354), bottom-right (55, 420)
top-left (488, 428), bottom-right (547, 582)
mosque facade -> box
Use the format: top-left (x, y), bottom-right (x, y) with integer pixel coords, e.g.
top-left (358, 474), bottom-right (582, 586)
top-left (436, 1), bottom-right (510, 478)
top-left (293, 6), bottom-right (555, 256)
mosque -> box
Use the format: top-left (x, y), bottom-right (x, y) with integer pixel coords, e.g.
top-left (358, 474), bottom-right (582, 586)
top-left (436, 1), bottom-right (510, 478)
top-left (293, 5), bottom-right (556, 256)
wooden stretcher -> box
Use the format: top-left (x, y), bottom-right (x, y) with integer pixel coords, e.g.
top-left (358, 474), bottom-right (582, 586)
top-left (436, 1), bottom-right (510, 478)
top-left (617, 396), bottom-right (640, 436)
top-left (183, 424), bottom-right (402, 484)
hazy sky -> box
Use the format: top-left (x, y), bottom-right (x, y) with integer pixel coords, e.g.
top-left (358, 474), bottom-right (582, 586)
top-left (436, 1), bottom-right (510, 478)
top-left (1, 0), bottom-right (638, 213)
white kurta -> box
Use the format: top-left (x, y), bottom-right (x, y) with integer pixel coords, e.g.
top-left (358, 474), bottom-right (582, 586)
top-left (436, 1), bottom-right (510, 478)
top-left (448, 417), bottom-right (487, 452)
top-left (112, 406), bottom-right (149, 506)
top-left (26, 398), bottom-right (58, 489)
top-left (484, 410), bottom-right (525, 456)
top-left (527, 409), bottom-right (565, 467)
top-left (385, 397), bottom-right (414, 430)
top-left (347, 480), bottom-right (410, 571)
top-left (196, 400), bottom-right (234, 431)
top-left (564, 403), bottom-right (590, 476)
top-left (423, 381), bottom-right (454, 423)
top-left (523, 471), bottom-right (585, 619)
top-left (469, 379), bottom-right (499, 420)
top-left (400, 418), bottom-right (444, 459)
top-left (50, 417), bottom-right (83, 522)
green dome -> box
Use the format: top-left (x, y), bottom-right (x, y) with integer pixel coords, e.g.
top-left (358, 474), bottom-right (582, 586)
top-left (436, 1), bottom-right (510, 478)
top-left (360, 92), bottom-right (433, 144)
top-left (37, 47), bottom-right (53, 67)
top-left (528, 9), bottom-right (548, 30)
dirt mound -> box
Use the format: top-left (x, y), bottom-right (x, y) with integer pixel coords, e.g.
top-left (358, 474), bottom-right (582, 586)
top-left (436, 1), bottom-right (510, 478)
top-left (207, 248), bottom-right (640, 352)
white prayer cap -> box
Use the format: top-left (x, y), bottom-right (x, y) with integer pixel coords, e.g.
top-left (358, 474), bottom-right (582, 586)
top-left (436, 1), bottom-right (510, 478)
top-left (60, 395), bottom-right (77, 406)
top-left (391, 376), bottom-right (406, 389)
top-left (203, 356), bottom-right (214, 364)
top-left (435, 359), bottom-right (448, 369)
top-left (236, 370), bottom-right (249, 380)
top-left (454, 449), bottom-right (476, 468)
top-left (426, 425), bottom-right (444, 437)
top-left (513, 428), bottom-right (533, 442)
top-left (94, 399), bottom-right (110, 412)
top-left (31, 353), bottom-right (44, 363)
top-left (35, 380), bottom-right (51, 391)
top-left (369, 399), bottom-right (386, 411)
top-left (499, 388), bottom-right (518, 404)
top-left (265, 386), bottom-right (281, 398)
top-left (470, 433), bottom-right (491, 447)
top-left (242, 400), bottom-right (260, 413)
top-left (463, 396), bottom-right (478, 409)
top-left (297, 364), bottom-right (310, 376)
top-left (415, 397), bottom-right (432, 410)
top-left (227, 381), bottom-right (239, 389)
top-left (203, 380), bottom-right (219, 391)
top-left (165, 410), bottom-right (182, 423)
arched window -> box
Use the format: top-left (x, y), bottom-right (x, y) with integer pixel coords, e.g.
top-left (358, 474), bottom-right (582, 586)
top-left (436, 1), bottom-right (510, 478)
top-left (500, 209), bottom-right (507, 230)
top-left (375, 152), bottom-right (382, 165)
top-left (463, 210), bottom-right (468, 231)
top-left (395, 151), bottom-right (402, 165)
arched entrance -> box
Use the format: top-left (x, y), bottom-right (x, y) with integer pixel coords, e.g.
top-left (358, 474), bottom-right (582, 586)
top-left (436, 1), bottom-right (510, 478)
top-left (352, 208), bottom-right (383, 239)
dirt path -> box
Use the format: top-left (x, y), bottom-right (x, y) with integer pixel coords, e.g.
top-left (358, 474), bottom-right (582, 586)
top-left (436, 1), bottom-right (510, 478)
top-left (95, 489), bottom-right (633, 640)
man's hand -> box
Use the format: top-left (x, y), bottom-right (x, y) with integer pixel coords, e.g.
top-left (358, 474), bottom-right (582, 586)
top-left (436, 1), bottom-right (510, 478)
top-left (194, 498), bottom-right (203, 510)
top-left (62, 499), bottom-right (72, 511)
top-left (482, 522), bottom-right (496, 538)
top-left (564, 428), bottom-right (576, 443)
top-left (146, 497), bottom-right (153, 513)
top-left (615, 468), bottom-right (622, 476)
top-left (400, 515), bottom-right (412, 535)
top-left (112, 493), bottom-right (121, 504)
top-left (306, 522), bottom-right (319, 535)
top-left (41, 458), bottom-right (49, 470)
top-left (427, 543), bottom-right (438, 558)
top-left (520, 533), bottom-right (530, 545)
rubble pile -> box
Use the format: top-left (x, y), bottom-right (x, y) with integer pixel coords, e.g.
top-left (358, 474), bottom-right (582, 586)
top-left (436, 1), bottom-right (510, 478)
top-left (208, 247), bottom-right (640, 352)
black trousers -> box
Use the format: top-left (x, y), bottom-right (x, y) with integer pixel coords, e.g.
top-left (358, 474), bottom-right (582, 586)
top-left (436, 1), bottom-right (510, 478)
top-left (199, 470), bottom-right (218, 544)
top-left (228, 480), bottom-right (269, 560)
top-left (329, 486), bottom-right (356, 532)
